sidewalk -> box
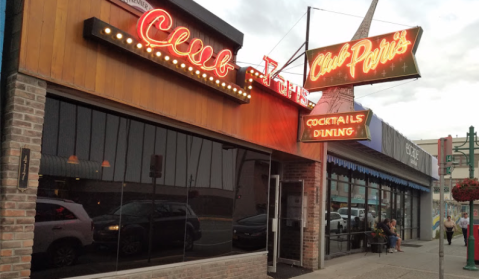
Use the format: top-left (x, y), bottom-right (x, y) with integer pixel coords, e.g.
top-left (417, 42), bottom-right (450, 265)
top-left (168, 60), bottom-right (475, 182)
top-left (293, 236), bottom-right (478, 279)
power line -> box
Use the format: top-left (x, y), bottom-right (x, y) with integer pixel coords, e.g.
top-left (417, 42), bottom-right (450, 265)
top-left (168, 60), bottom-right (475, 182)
top-left (312, 7), bottom-right (414, 28)
top-left (254, 12), bottom-right (307, 68)
top-left (355, 79), bottom-right (418, 99)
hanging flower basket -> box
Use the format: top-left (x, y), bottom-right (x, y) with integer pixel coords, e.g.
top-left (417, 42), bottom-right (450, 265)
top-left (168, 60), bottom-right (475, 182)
top-left (452, 178), bottom-right (479, 202)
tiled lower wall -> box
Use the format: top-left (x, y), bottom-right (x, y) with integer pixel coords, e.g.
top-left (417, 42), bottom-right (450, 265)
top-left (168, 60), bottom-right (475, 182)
top-left (69, 252), bottom-right (269, 279)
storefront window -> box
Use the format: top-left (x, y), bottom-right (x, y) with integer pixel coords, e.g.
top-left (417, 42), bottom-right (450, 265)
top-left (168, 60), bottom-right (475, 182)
top-left (368, 188), bottom-right (380, 228)
top-left (404, 192), bottom-right (412, 240)
top-left (32, 97), bottom-right (270, 279)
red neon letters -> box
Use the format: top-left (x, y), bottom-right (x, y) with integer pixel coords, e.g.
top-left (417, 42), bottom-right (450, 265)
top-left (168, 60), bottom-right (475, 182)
top-left (310, 30), bottom-right (411, 80)
top-left (137, 9), bottom-right (234, 77)
top-left (258, 56), bottom-right (309, 107)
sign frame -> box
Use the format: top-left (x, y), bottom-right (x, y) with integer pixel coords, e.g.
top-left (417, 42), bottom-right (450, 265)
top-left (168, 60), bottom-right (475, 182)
top-left (301, 109), bottom-right (373, 143)
top-left (304, 27), bottom-right (423, 92)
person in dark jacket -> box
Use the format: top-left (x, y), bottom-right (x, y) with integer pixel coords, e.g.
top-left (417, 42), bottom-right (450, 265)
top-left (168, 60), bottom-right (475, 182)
top-left (377, 218), bottom-right (398, 253)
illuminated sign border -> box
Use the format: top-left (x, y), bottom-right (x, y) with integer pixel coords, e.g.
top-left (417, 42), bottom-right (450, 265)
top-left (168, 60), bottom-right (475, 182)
top-left (305, 27), bottom-right (423, 92)
top-left (83, 17), bottom-right (251, 104)
top-left (301, 109), bottom-right (373, 142)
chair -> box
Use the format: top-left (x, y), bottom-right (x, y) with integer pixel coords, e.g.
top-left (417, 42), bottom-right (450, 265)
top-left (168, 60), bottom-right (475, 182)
top-left (364, 232), bottom-right (388, 257)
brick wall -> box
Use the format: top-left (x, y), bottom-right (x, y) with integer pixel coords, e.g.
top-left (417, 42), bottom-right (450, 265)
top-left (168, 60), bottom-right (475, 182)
top-left (80, 252), bottom-right (268, 279)
top-left (0, 73), bottom-right (46, 279)
top-left (283, 161), bottom-right (322, 270)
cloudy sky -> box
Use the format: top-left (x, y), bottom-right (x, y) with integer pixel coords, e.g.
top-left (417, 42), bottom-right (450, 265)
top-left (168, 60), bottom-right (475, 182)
top-left (194, 0), bottom-right (479, 141)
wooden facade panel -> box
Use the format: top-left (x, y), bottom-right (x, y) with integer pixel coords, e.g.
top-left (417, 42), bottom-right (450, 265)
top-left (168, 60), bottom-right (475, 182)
top-left (18, 0), bottom-right (323, 162)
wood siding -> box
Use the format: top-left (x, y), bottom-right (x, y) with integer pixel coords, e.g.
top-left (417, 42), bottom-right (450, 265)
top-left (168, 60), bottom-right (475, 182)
top-left (18, 0), bottom-right (323, 162)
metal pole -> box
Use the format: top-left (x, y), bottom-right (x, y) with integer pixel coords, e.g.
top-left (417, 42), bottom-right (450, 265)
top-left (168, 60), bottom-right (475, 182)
top-left (439, 138), bottom-right (445, 279)
top-left (464, 126), bottom-right (478, 270)
top-left (303, 6), bottom-right (311, 86)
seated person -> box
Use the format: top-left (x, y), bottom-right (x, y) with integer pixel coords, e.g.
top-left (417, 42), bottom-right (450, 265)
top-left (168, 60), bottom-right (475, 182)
top-left (390, 219), bottom-right (403, 252)
top-left (377, 218), bottom-right (398, 253)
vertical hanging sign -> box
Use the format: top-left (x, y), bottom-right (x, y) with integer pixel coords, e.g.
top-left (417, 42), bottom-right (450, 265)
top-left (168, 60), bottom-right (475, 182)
top-left (18, 148), bottom-right (30, 191)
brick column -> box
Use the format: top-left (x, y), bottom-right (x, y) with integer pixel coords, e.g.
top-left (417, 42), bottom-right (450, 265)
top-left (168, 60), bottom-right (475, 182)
top-left (283, 161), bottom-right (322, 270)
top-left (0, 73), bottom-right (46, 279)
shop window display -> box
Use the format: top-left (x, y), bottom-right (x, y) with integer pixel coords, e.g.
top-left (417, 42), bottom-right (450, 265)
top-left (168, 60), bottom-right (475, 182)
top-left (32, 97), bottom-right (270, 279)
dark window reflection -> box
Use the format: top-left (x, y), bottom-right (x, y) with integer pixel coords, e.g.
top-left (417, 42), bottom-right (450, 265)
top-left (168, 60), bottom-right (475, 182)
top-left (33, 97), bottom-right (270, 279)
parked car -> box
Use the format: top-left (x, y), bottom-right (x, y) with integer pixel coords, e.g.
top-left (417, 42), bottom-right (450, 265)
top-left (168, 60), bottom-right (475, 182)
top-left (232, 214), bottom-right (267, 249)
top-left (33, 197), bottom-right (94, 267)
top-left (338, 207), bottom-right (365, 227)
top-left (326, 211), bottom-right (347, 233)
top-left (93, 200), bottom-right (201, 256)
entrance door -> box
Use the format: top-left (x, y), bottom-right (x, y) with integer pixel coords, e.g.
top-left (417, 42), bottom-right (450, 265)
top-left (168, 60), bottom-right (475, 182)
top-left (278, 180), bottom-right (304, 266)
top-left (267, 175), bottom-right (280, 273)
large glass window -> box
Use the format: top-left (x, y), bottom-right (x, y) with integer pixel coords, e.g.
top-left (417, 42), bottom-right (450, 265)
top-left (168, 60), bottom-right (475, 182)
top-left (32, 97), bottom-right (270, 279)
top-left (325, 162), bottom-right (423, 257)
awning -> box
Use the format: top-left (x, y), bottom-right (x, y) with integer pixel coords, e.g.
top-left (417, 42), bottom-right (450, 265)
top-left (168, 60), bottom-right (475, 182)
top-left (327, 155), bottom-right (430, 193)
top-left (40, 154), bottom-right (102, 180)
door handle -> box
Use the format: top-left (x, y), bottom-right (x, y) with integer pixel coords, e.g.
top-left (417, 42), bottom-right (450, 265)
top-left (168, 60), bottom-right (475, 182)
top-left (52, 226), bottom-right (63, 230)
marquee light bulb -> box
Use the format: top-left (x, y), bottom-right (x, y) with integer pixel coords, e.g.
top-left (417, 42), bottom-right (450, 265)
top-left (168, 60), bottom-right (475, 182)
top-left (248, 95), bottom-right (251, 99)
top-left (239, 90), bottom-right (243, 94)
top-left (260, 74), bottom-right (264, 78)
top-left (233, 88), bottom-right (237, 92)
top-left (136, 43), bottom-right (142, 49)
top-left (181, 63), bottom-right (186, 68)
top-left (250, 69), bottom-right (254, 74)
top-left (209, 76), bottom-right (214, 81)
top-left (146, 47), bottom-right (152, 53)
top-left (243, 92), bottom-right (247, 96)
top-left (255, 72), bottom-right (259, 76)
top-left (173, 59), bottom-right (178, 64)
top-left (165, 56), bottom-right (170, 61)
top-left (196, 70), bottom-right (200, 75)
top-left (104, 28), bottom-right (111, 34)
top-left (248, 78), bottom-right (253, 82)
top-left (227, 85), bottom-right (232, 89)
top-left (216, 80), bottom-right (220, 84)
top-left (126, 38), bottom-right (133, 44)
top-left (202, 73), bottom-right (207, 78)
top-left (116, 33), bottom-right (123, 39)
top-left (248, 85), bottom-right (252, 90)
top-left (156, 51), bottom-right (161, 57)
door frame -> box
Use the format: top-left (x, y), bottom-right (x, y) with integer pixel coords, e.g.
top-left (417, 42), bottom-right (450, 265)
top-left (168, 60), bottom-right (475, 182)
top-left (267, 175), bottom-right (280, 273)
top-left (277, 179), bottom-right (304, 267)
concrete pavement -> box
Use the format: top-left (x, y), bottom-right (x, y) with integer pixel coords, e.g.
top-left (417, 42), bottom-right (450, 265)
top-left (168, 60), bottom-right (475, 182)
top-left (293, 236), bottom-right (478, 279)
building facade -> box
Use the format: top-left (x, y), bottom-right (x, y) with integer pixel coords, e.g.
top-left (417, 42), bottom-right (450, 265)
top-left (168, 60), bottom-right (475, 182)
top-left (0, 1), bottom-right (437, 279)
top-left (415, 137), bottom-right (479, 236)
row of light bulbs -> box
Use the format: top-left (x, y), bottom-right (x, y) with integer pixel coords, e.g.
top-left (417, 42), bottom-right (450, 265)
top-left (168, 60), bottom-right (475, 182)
top-left (247, 69), bottom-right (316, 109)
top-left (103, 27), bottom-right (252, 99)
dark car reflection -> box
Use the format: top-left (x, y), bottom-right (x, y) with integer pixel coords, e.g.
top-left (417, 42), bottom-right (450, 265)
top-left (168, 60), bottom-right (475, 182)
top-left (93, 201), bottom-right (201, 256)
top-left (232, 214), bottom-right (267, 249)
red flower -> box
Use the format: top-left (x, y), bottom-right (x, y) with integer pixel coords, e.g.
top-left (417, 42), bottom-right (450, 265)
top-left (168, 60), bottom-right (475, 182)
top-left (452, 178), bottom-right (479, 202)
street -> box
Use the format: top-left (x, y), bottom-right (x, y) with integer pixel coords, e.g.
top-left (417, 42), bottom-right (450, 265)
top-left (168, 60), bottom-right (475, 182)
top-left (294, 236), bottom-right (478, 279)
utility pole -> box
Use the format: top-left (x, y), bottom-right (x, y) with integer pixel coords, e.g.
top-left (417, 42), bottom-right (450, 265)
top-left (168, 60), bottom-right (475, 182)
top-left (303, 6), bottom-right (311, 86)
top-left (439, 138), bottom-right (445, 279)
top-left (453, 126), bottom-right (478, 271)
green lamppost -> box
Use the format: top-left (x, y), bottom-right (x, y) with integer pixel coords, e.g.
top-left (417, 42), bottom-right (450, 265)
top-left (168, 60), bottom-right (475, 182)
top-left (453, 126), bottom-right (478, 271)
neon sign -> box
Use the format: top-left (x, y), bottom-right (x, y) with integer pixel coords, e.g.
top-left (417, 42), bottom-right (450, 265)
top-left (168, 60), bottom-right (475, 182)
top-left (301, 110), bottom-right (373, 142)
top-left (137, 9), bottom-right (235, 77)
top-left (240, 56), bottom-right (314, 110)
top-left (304, 27), bottom-right (422, 92)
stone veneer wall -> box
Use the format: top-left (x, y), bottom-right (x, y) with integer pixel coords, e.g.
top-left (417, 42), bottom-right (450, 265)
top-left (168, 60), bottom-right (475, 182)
top-left (0, 73), bottom-right (46, 279)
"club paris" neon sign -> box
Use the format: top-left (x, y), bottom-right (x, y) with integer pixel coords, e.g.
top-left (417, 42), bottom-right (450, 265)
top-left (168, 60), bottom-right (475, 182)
top-left (137, 9), bottom-right (235, 78)
top-left (304, 27), bottom-right (423, 92)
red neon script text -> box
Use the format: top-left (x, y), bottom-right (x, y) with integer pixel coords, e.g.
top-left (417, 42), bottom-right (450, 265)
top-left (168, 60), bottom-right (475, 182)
top-left (137, 9), bottom-right (234, 77)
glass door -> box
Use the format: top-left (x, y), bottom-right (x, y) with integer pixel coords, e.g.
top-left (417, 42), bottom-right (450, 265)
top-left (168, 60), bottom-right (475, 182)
top-left (267, 175), bottom-right (280, 273)
top-left (278, 180), bottom-right (304, 266)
